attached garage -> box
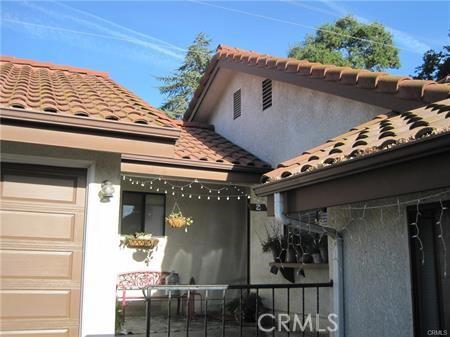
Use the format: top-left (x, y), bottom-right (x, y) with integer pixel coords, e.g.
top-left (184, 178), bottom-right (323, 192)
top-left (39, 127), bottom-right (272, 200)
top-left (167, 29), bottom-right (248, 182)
top-left (0, 163), bottom-right (86, 337)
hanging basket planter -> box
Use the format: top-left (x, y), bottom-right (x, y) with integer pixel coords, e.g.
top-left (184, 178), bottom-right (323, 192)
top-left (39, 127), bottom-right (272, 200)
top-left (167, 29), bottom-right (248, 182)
top-left (166, 212), bottom-right (194, 230)
top-left (121, 233), bottom-right (159, 249)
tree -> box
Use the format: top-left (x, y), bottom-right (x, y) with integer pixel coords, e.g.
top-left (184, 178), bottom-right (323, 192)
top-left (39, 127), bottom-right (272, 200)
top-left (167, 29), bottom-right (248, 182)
top-left (158, 33), bottom-right (212, 119)
top-left (413, 46), bottom-right (450, 81)
top-left (288, 16), bottom-right (400, 71)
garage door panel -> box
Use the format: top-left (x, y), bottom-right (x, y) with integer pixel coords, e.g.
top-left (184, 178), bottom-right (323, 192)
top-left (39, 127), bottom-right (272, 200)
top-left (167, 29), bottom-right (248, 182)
top-left (0, 328), bottom-right (76, 337)
top-left (0, 250), bottom-right (81, 280)
top-left (0, 163), bottom-right (86, 333)
top-left (0, 289), bottom-right (80, 320)
top-left (1, 173), bottom-right (77, 204)
top-left (0, 210), bottom-right (76, 241)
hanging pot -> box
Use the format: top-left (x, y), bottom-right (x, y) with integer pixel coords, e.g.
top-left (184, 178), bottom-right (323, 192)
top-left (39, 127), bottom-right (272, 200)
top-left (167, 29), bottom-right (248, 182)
top-left (286, 247), bottom-right (297, 263)
top-left (320, 246), bottom-right (328, 263)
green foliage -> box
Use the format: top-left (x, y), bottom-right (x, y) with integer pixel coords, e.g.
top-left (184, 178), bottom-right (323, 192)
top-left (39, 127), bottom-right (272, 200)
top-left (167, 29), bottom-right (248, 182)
top-left (288, 16), bottom-right (400, 71)
top-left (413, 45), bottom-right (450, 81)
top-left (158, 33), bottom-right (213, 119)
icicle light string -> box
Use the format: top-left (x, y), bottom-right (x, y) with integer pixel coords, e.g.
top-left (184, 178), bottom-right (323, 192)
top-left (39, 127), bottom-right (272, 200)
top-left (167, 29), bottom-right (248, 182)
top-left (336, 189), bottom-right (450, 211)
top-left (122, 174), bottom-right (251, 200)
top-left (286, 191), bottom-right (450, 270)
top-left (410, 200), bottom-right (425, 265)
top-left (438, 200), bottom-right (448, 277)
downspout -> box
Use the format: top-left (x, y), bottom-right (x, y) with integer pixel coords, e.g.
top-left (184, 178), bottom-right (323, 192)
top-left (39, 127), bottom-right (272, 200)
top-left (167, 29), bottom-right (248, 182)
top-left (274, 192), bottom-right (344, 336)
top-left (274, 192), bottom-right (289, 228)
top-left (331, 234), bottom-right (345, 337)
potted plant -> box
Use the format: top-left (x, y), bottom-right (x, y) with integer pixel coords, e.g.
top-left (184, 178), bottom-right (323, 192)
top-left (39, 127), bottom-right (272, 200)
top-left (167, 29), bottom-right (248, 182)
top-left (120, 232), bottom-right (158, 249)
top-left (226, 292), bottom-right (266, 323)
top-left (319, 235), bottom-right (329, 263)
top-left (294, 232), bottom-right (314, 264)
top-left (261, 225), bottom-right (286, 263)
top-left (166, 211), bottom-right (193, 230)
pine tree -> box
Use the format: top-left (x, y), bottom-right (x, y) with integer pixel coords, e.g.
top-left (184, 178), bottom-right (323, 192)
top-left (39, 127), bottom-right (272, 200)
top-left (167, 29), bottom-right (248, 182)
top-left (158, 33), bottom-right (212, 119)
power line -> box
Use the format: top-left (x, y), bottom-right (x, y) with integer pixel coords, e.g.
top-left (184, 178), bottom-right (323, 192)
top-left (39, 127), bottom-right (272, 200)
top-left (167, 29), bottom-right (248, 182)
top-left (190, 0), bottom-right (418, 54)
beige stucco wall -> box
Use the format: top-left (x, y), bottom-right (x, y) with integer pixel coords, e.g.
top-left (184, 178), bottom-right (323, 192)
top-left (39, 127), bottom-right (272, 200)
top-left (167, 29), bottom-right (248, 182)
top-left (1, 140), bottom-right (122, 337)
top-left (120, 180), bottom-right (248, 286)
top-left (206, 71), bottom-right (388, 166)
top-left (327, 189), bottom-right (450, 337)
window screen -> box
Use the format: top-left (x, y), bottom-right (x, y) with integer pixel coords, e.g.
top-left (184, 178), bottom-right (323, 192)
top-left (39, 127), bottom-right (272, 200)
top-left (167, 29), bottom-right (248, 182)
top-left (121, 192), bottom-right (165, 236)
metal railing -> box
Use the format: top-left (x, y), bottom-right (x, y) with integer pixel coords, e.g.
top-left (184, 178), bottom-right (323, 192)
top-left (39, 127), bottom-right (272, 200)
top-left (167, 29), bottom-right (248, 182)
top-left (141, 281), bottom-right (333, 337)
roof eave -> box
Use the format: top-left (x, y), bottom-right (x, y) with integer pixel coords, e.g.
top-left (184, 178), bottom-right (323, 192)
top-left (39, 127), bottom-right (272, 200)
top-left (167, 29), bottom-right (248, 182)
top-left (122, 154), bottom-right (272, 174)
top-left (254, 132), bottom-right (450, 197)
top-left (0, 106), bottom-right (181, 140)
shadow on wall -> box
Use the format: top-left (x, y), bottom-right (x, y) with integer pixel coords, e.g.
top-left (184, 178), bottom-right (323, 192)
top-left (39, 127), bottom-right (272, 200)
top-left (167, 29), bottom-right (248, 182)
top-left (161, 189), bottom-right (247, 284)
top-left (119, 181), bottom-right (249, 285)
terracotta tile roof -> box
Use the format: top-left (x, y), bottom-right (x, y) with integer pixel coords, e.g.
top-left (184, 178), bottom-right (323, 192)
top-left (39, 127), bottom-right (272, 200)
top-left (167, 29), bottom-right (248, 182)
top-left (262, 98), bottom-right (450, 182)
top-left (173, 121), bottom-right (270, 169)
top-left (0, 56), bottom-right (175, 128)
top-left (185, 45), bottom-right (450, 118)
top-left (0, 56), bottom-right (269, 172)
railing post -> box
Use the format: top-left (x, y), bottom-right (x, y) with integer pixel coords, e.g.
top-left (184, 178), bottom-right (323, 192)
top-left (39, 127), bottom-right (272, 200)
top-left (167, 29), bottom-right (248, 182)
top-left (204, 290), bottom-right (208, 337)
top-left (316, 287), bottom-right (320, 337)
top-left (186, 290), bottom-right (190, 337)
top-left (168, 290), bottom-right (172, 337)
top-left (287, 288), bottom-right (290, 337)
top-left (302, 288), bottom-right (305, 337)
top-left (239, 288), bottom-right (243, 337)
top-left (222, 289), bottom-right (226, 337)
top-left (146, 291), bottom-right (151, 337)
top-left (255, 288), bottom-right (259, 337)
top-left (272, 288), bottom-right (275, 337)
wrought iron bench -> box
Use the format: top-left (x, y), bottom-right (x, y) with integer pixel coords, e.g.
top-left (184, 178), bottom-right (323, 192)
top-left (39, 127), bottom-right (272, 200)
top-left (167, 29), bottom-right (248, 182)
top-left (116, 271), bottom-right (181, 332)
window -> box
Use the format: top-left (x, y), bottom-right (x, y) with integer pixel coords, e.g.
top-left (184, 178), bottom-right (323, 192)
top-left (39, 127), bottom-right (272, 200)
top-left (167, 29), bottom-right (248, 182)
top-left (233, 89), bottom-right (241, 119)
top-left (262, 79), bottom-right (272, 110)
top-left (121, 191), bottom-right (165, 236)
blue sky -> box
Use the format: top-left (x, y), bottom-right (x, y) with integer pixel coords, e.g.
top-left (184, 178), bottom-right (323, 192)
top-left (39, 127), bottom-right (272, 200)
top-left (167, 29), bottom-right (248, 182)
top-left (1, 1), bottom-right (448, 107)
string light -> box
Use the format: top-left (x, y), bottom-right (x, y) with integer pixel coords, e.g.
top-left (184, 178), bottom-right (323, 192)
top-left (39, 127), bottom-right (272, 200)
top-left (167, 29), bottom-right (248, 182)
top-left (121, 174), bottom-right (251, 201)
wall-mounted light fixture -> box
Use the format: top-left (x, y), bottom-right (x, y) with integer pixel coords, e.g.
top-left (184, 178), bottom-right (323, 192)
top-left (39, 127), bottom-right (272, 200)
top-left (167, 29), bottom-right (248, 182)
top-left (99, 180), bottom-right (115, 202)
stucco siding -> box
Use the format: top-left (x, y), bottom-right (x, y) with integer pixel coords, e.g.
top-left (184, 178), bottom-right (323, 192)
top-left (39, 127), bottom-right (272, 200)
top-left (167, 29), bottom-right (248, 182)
top-left (328, 199), bottom-right (415, 337)
top-left (207, 71), bottom-right (388, 166)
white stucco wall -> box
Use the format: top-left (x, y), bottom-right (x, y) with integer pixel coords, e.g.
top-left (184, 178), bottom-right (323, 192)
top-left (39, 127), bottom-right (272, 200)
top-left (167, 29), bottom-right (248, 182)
top-left (1, 141), bottom-right (121, 337)
top-left (206, 71), bottom-right (388, 166)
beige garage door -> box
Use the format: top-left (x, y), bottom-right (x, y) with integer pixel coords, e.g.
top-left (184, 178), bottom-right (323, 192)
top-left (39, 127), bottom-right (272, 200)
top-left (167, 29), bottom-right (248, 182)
top-left (0, 163), bottom-right (86, 337)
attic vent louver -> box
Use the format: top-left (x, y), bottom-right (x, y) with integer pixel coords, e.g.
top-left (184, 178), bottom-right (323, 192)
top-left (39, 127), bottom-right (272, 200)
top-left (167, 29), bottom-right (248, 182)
top-left (233, 89), bottom-right (241, 120)
top-left (262, 79), bottom-right (272, 110)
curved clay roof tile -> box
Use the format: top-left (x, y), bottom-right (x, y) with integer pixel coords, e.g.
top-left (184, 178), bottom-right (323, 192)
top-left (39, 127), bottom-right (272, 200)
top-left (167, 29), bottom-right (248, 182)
top-left (422, 84), bottom-right (450, 103)
top-left (325, 67), bottom-right (352, 82)
top-left (311, 65), bottom-right (332, 79)
top-left (356, 72), bottom-right (388, 89)
top-left (298, 63), bottom-right (320, 76)
top-left (377, 75), bottom-right (410, 94)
